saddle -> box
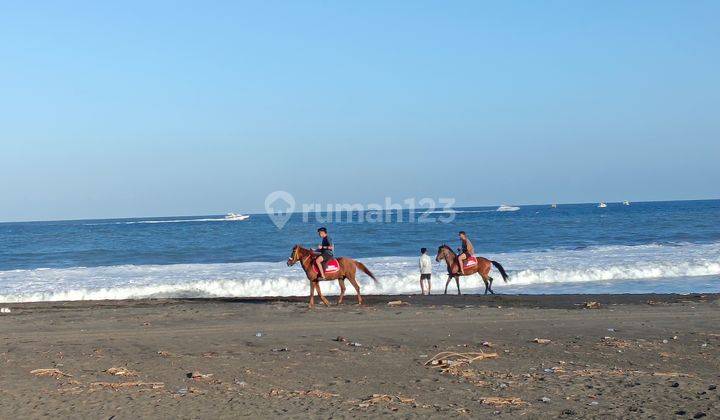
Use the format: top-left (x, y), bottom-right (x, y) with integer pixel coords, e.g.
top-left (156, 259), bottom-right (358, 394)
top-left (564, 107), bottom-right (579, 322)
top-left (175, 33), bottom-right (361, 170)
top-left (461, 255), bottom-right (478, 269)
top-left (312, 258), bottom-right (340, 274)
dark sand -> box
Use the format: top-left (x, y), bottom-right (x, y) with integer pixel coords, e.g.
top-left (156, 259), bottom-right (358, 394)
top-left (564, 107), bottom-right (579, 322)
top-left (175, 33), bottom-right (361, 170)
top-left (1, 293), bottom-right (718, 418)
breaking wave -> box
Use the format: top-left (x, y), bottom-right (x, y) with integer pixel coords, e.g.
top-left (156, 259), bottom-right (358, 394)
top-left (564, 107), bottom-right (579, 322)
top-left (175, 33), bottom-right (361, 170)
top-left (1, 242), bottom-right (719, 302)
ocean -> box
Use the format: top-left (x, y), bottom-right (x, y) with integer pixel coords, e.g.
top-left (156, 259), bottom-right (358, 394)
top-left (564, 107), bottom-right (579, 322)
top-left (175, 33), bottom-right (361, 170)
top-left (1, 200), bottom-right (718, 302)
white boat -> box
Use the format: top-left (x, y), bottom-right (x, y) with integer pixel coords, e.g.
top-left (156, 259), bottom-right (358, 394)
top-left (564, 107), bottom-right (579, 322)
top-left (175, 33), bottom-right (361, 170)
top-left (224, 213), bottom-right (250, 221)
top-left (623, 200), bottom-right (630, 206)
top-left (598, 202), bottom-right (607, 208)
top-left (550, 203), bottom-right (557, 208)
top-left (496, 204), bottom-right (520, 212)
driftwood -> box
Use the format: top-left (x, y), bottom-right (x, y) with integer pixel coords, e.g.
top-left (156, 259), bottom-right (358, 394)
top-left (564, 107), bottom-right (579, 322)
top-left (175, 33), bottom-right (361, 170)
top-left (30, 368), bottom-right (72, 378)
top-left (424, 351), bottom-right (498, 371)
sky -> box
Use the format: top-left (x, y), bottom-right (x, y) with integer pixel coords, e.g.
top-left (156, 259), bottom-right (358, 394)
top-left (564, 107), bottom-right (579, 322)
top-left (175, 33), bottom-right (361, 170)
top-left (1, 1), bottom-right (719, 221)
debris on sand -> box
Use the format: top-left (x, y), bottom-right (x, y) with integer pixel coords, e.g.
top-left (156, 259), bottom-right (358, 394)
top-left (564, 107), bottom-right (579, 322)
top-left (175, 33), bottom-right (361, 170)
top-left (91, 381), bottom-right (164, 390)
top-left (187, 371), bottom-right (214, 380)
top-left (334, 336), bottom-right (348, 342)
top-left (357, 394), bottom-right (416, 408)
top-left (424, 351), bottom-right (498, 372)
top-left (387, 300), bottom-right (409, 307)
top-left (271, 347), bottom-right (289, 352)
top-left (585, 301), bottom-right (601, 309)
top-left (30, 368), bottom-right (72, 378)
top-left (105, 367), bottom-right (138, 377)
top-left (157, 350), bottom-right (175, 357)
top-left (600, 337), bottom-right (632, 348)
top-left (288, 389), bottom-right (339, 399)
top-left (479, 396), bottom-right (526, 406)
top-left (0, 307), bottom-right (11, 314)
top-left (532, 338), bottom-right (551, 344)
top-left (652, 372), bottom-right (695, 378)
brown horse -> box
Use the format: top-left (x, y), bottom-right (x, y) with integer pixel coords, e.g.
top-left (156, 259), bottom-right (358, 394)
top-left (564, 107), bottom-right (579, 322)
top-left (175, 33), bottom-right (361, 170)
top-left (287, 245), bottom-right (378, 308)
top-left (435, 245), bottom-right (509, 295)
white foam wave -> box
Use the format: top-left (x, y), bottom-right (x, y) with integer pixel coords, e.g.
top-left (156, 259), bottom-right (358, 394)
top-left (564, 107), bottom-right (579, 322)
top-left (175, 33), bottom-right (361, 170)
top-left (1, 242), bottom-right (719, 302)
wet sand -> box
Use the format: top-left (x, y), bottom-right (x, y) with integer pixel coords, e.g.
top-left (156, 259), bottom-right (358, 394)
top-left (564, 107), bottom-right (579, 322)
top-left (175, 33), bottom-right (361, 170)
top-left (1, 293), bottom-right (718, 418)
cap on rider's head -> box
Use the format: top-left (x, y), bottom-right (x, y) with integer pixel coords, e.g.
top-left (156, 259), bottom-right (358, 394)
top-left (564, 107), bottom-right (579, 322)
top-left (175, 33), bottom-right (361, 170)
top-left (459, 231), bottom-right (466, 236)
top-left (318, 227), bottom-right (327, 233)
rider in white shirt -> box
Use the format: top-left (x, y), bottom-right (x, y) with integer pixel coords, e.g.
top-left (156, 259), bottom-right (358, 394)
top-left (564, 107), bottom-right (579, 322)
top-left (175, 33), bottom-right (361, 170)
top-left (419, 248), bottom-right (432, 295)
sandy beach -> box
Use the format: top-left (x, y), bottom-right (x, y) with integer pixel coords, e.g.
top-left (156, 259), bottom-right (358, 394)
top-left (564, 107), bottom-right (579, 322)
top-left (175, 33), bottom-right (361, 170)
top-left (1, 293), bottom-right (718, 418)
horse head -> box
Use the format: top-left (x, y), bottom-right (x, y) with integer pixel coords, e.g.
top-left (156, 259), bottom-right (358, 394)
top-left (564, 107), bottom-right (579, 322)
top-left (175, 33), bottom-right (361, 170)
top-left (287, 244), bottom-right (301, 266)
top-left (436, 244), bottom-right (453, 262)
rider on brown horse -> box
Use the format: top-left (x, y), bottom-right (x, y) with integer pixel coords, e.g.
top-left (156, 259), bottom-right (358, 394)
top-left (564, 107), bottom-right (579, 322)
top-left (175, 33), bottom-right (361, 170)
top-left (457, 231), bottom-right (474, 275)
top-left (314, 227), bottom-right (334, 279)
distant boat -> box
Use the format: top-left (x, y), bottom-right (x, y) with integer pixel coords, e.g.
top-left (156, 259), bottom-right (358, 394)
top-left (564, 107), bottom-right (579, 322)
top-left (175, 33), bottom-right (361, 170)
top-left (224, 213), bottom-right (250, 221)
top-left (497, 204), bottom-right (520, 212)
top-left (598, 202), bottom-right (607, 208)
top-left (550, 203), bottom-right (557, 208)
top-left (623, 200), bottom-right (630, 206)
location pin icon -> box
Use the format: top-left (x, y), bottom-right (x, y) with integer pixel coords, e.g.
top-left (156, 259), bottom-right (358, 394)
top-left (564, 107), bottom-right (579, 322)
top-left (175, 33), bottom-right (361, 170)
top-left (265, 191), bottom-right (295, 229)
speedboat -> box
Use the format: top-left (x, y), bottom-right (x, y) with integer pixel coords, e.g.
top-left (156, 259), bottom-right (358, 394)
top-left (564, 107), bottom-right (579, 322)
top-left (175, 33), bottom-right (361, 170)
top-left (550, 203), bottom-right (557, 208)
top-left (623, 200), bottom-right (630, 206)
top-left (496, 204), bottom-right (520, 212)
top-left (224, 213), bottom-right (250, 221)
top-left (598, 202), bottom-right (607, 208)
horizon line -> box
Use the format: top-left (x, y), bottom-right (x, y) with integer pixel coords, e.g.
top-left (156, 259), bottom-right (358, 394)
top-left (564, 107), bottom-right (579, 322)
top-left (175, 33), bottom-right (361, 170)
top-left (1, 197), bottom-right (717, 224)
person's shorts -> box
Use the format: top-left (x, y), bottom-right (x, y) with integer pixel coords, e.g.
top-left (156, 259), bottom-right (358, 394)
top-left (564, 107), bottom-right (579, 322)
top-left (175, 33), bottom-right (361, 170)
top-left (420, 273), bottom-right (431, 280)
top-left (317, 251), bottom-right (334, 262)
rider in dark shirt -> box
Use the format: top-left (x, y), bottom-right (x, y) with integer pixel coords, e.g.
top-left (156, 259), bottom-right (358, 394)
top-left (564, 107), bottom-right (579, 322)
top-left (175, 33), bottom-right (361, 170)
top-left (315, 227), bottom-right (334, 279)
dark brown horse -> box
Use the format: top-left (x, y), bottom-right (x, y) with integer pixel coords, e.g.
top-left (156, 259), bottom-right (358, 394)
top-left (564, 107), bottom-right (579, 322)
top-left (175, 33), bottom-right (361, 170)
top-left (436, 245), bottom-right (509, 295)
top-left (287, 245), bottom-right (377, 308)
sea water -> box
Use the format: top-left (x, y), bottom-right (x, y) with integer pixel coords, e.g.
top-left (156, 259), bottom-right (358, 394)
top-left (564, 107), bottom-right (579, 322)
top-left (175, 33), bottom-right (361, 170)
top-left (1, 200), bottom-right (718, 302)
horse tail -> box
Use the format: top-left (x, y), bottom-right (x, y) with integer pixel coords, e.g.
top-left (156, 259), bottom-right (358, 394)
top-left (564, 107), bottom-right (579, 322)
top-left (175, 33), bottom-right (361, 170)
top-left (491, 261), bottom-right (509, 282)
top-left (354, 261), bottom-right (378, 284)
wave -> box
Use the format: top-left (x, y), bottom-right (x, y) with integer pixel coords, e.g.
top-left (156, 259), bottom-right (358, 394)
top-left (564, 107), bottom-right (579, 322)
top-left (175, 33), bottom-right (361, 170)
top-left (1, 242), bottom-right (719, 302)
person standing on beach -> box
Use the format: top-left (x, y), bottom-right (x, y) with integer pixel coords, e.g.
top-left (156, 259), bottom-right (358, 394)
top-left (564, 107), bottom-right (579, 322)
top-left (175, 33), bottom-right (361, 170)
top-left (314, 227), bottom-right (334, 279)
top-left (419, 248), bottom-right (432, 295)
top-left (457, 231), bottom-right (474, 275)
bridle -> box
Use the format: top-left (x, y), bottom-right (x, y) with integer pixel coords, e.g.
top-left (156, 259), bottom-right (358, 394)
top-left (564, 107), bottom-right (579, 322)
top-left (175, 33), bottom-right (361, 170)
top-left (288, 246), bottom-right (313, 266)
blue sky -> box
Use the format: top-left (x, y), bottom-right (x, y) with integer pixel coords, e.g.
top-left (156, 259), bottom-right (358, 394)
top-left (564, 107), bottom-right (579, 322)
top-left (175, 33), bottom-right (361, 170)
top-left (1, 1), bottom-right (718, 221)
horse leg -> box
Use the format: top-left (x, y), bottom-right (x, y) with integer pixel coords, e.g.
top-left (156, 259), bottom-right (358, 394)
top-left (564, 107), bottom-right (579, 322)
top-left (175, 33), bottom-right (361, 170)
top-left (309, 281), bottom-right (316, 309)
top-left (444, 276), bottom-right (451, 295)
top-left (482, 265), bottom-right (495, 294)
top-left (455, 276), bottom-right (461, 295)
top-left (315, 281), bottom-right (331, 306)
top-left (347, 274), bottom-right (363, 305)
top-left (337, 278), bottom-right (346, 305)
